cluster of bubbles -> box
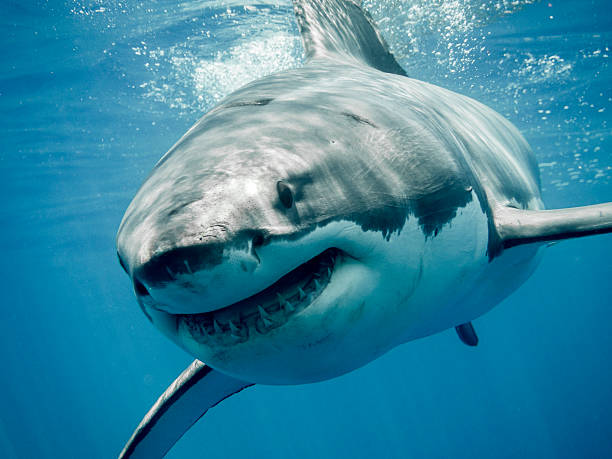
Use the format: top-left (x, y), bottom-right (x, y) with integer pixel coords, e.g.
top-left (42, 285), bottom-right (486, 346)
top-left (70, 1), bottom-right (303, 116)
top-left (73, 1), bottom-right (303, 116)
top-left (138, 23), bottom-right (301, 112)
top-left (362, 0), bottom-right (539, 78)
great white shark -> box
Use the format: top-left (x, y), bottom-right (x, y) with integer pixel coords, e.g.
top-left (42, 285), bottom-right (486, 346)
top-left (116, 0), bottom-right (612, 457)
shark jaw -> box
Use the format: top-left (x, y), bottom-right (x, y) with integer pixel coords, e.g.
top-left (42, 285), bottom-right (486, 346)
top-left (136, 236), bottom-right (382, 384)
top-left (177, 247), bottom-right (342, 344)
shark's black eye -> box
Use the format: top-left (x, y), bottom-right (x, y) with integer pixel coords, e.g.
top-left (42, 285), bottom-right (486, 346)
top-left (277, 181), bottom-right (293, 208)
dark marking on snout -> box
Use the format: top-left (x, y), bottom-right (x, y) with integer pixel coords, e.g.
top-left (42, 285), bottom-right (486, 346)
top-left (341, 112), bottom-right (377, 128)
top-left (166, 198), bottom-right (201, 218)
top-left (224, 98), bottom-right (274, 109)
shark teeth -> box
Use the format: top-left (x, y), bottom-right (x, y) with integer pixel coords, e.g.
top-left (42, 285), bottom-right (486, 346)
top-left (276, 292), bottom-right (294, 312)
top-left (179, 248), bottom-right (341, 342)
top-left (199, 323), bottom-right (209, 337)
top-left (283, 300), bottom-right (294, 313)
top-left (258, 305), bottom-right (271, 320)
top-left (258, 307), bottom-right (273, 329)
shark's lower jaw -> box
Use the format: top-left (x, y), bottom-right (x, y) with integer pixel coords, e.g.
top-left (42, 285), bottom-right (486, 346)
top-left (176, 248), bottom-right (341, 346)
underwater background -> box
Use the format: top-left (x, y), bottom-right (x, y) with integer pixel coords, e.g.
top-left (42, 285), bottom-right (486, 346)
top-left (1, 0), bottom-right (611, 457)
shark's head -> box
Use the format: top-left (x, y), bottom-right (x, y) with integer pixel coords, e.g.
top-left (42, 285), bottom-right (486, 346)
top-left (117, 73), bottom-right (481, 384)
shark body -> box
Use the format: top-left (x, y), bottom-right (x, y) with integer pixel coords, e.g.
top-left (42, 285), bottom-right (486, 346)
top-left (116, 1), bottom-right (612, 457)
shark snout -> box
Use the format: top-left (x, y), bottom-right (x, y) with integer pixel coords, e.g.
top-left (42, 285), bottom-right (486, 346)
top-left (129, 232), bottom-right (266, 314)
top-left (135, 242), bottom-right (227, 287)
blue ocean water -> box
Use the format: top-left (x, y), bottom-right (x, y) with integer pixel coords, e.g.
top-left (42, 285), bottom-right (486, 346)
top-left (1, 0), bottom-right (611, 457)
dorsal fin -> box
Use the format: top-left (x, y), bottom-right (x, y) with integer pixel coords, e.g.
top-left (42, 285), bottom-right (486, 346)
top-left (292, 0), bottom-right (406, 75)
top-left (494, 202), bottom-right (612, 250)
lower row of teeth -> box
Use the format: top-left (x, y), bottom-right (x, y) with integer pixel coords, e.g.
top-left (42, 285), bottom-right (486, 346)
top-left (181, 254), bottom-right (336, 342)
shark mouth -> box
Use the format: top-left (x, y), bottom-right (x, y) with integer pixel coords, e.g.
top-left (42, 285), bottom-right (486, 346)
top-left (177, 248), bottom-right (341, 345)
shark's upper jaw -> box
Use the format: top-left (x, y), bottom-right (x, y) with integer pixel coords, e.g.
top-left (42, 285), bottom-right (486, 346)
top-left (176, 247), bottom-right (342, 345)
top-left (133, 246), bottom-right (348, 349)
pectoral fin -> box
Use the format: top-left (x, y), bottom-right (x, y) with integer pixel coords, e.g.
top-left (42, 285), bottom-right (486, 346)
top-left (119, 360), bottom-right (253, 458)
top-left (494, 202), bottom-right (612, 250)
top-left (455, 322), bottom-right (479, 346)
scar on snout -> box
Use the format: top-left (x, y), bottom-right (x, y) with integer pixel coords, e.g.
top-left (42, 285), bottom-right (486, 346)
top-left (225, 98), bottom-right (274, 108)
top-left (341, 112), bottom-right (377, 128)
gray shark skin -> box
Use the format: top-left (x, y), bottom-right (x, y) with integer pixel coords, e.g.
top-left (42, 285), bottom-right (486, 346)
top-left (116, 0), bottom-right (612, 457)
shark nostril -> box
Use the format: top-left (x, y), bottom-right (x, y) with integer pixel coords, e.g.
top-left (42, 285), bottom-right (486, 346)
top-left (251, 232), bottom-right (265, 264)
top-left (134, 279), bottom-right (150, 297)
top-left (252, 232), bottom-right (265, 248)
